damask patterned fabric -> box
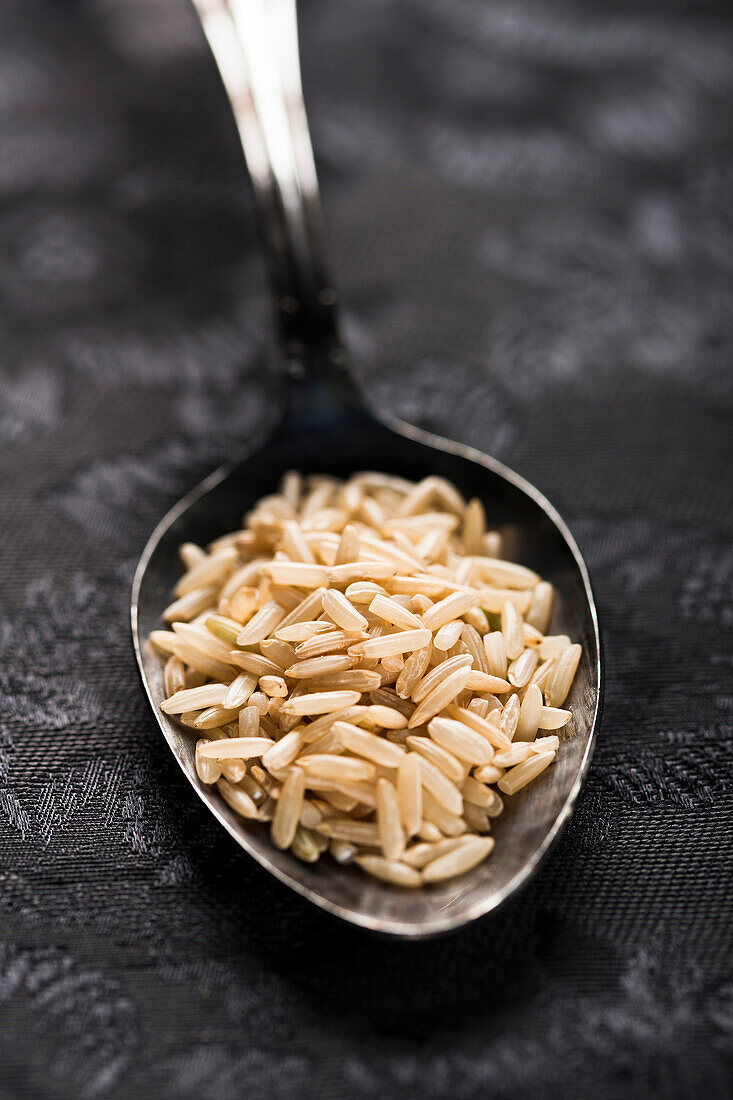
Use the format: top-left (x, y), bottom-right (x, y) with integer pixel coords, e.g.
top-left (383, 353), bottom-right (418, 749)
top-left (0, 0), bottom-right (731, 1096)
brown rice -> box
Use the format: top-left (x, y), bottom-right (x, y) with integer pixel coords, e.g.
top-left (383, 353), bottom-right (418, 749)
top-left (151, 470), bottom-right (582, 888)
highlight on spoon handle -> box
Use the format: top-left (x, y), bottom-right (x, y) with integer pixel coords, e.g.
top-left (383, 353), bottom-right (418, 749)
top-left (191, 0), bottom-right (339, 354)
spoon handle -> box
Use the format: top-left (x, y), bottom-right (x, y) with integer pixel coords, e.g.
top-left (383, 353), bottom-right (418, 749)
top-left (192, 0), bottom-right (340, 356)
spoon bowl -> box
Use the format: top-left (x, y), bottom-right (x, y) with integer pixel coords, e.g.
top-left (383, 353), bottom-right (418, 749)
top-left (132, 0), bottom-right (602, 937)
top-left (133, 355), bottom-right (602, 937)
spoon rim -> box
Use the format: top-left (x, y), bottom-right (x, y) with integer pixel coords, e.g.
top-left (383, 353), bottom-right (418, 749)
top-left (131, 408), bottom-right (603, 938)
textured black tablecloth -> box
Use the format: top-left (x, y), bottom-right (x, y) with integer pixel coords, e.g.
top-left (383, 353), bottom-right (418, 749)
top-left (1, 1), bottom-right (731, 1096)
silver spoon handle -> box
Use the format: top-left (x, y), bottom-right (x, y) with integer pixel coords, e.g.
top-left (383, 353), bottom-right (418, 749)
top-left (192, 0), bottom-right (339, 354)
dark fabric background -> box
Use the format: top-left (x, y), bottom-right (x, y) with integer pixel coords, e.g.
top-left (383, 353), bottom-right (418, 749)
top-left (0, 0), bottom-right (731, 1096)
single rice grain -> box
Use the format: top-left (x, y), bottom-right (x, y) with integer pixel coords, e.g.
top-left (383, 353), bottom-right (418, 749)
top-left (195, 740), bottom-right (221, 784)
top-left (281, 690), bottom-right (362, 715)
top-left (349, 628), bottom-right (431, 659)
top-left (501, 600), bottom-right (524, 660)
top-left (423, 836), bottom-right (494, 882)
top-left (369, 593), bottom-right (423, 630)
top-left (397, 754), bottom-right (423, 836)
top-left (483, 631), bottom-right (507, 678)
top-left (198, 737), bottom-right (273, 760)
top-left (333, 721), bottom-right (405, 767)
top-left (236, 601), bottom-right (287, 645)
top-left (545, 644), bottom-right (582, 707)
top-left (538, 706), bottom-right (571, 730)
top-left (514, 682), bottom-right (543, 741)
top-left (323, 588), bottom-right (369, 632)
top-left (298, 754), bottom-right (376, 782)
top-left (428, 716), bottom-right (495, 765)
top-left (408, 665), bottom-right (473, 728)
top-left (433, 620), bottom-right (465, 652)
top-left (498, 750), bottom-right (555, 795)
top-left (355, 856), bottom-right (421, 887)
top-left (377, 778), bottom-right (405, 859)
top-left (508, 648), bottom-right (539, 688)
top-left (271, 767), bottom-right (305, 849)
top-left (217, 778), bottom-right (258, 819)
top-left (416, 756), bottom-right (464, 816)
top-left (500, 693), bottom-right (521, 740)
top-left (406, 735), bottom-right (465, 783)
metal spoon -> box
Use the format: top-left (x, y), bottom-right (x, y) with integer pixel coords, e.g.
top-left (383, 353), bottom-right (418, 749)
top-left (131, 0), bottom-right (602, 937)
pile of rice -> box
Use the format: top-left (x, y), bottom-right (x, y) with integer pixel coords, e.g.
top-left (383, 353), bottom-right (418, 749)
top-left (150, 471), bottom-right (581, 887)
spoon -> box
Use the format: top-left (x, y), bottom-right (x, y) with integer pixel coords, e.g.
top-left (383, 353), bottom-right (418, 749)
top-left (131, 0), bottom-right (602, 937)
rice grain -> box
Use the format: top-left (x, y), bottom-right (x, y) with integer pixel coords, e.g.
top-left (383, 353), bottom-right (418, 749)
top-left (349, 628), bottom-right (431, 659)
top-left (498, 750), bottom-right (555, 795)
top-left (408, 665), bottom-right (472, 728)
top-left (236, 601), bottom-right (287, 645)
top-left (546, 644), bottom-right (582, 707)
top-left (198, 737), bottom-right (273, 760)
top-left (538, 706), bottom-right (571, 730)
top-left (397, 754), bottom-right (423, 836)
top-left (501, 600), bottom-right (524, 660)
top-left (334, 721), bottom-right (405, 768)
top-left (423, 836), bottom-right (494, 882)
top-left (323, 589), bottom-right (369, 632)
top-left (271, 767), bottom-right (305, 849)
top-left (355, 856), bottom-right (421, 887)
top-left (428, 716), bottom-right (495, 765)
top-left (377, 778), bottom-right (405, 859)
top-left (515, 683), bottom-right (543, 742)
top-left (281, 690), bottom-right (362, 716)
